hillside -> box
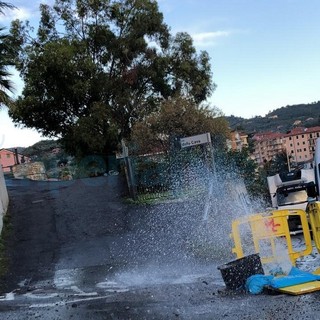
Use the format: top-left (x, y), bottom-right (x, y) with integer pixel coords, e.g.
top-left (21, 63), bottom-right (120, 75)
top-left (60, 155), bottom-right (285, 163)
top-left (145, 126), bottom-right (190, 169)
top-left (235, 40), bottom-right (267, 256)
top-left (227, 101), bottom-right (320, 134)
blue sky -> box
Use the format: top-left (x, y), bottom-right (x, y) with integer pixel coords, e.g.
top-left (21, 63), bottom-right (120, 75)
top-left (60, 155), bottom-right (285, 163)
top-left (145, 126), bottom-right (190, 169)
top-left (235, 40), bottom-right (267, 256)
top-left (1, 0), bottom-right (320, 147)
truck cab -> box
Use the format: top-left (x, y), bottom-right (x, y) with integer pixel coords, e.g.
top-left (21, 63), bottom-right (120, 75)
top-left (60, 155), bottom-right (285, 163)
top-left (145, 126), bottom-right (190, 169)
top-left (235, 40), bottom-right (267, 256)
top-left (268, 170), bottom-right (315, 208)
top-left (267, 169), bottom-right (316, 232)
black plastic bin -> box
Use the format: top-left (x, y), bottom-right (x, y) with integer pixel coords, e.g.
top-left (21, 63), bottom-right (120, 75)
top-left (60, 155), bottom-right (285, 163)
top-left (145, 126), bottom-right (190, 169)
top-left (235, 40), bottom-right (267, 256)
top-left (218, 254), bottom-right (264, 290)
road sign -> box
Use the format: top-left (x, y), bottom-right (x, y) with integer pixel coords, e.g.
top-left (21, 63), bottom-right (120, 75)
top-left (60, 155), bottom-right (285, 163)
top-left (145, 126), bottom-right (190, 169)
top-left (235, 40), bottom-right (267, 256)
top-left (180, 132), bottom-right (211, 148)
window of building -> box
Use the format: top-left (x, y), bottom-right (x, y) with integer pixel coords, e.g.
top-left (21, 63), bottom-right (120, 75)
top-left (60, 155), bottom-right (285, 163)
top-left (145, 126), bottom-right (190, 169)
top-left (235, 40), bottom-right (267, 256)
top-left (290, 143), bottom-right (293, 147)
top-left (291, 150), bottom-right (294, 153)
top-left (303, 141), bottom-right (305, 145)
top-left (6, 154), bottom-right (11, 158)
top-left (296, 136), bottom-right (299, 139)
top-left (310, 134), bottom-right (313, 138)
top-left (297, 142), bottom-right (300, 146)
top-left (317, 133), bottom-right (320, 138)
top-left (289, 137), bottom-right (292, 140)
top-left (305, 155), bottom-right (308, 158)
top-left (304, 148), bottom-right (306, 151)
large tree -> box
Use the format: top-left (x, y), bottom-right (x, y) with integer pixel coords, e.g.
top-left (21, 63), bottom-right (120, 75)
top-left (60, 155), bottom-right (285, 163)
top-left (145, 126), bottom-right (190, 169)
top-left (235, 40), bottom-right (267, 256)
top-left (130, 96), bottom-right (229, 154)
top-left (8, 0), bottom-right (214, 156)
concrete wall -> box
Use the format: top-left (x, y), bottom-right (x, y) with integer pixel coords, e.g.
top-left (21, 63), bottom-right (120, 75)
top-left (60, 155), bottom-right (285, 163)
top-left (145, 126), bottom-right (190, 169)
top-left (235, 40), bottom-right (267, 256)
top-left (0, 165), bottom-right (9, 234)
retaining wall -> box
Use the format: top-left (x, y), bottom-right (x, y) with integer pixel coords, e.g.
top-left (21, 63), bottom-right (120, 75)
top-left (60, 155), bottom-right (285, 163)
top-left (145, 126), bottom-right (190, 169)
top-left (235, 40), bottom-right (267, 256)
top-left (12, 162), bottom-right (47, 180)
top-left (0, 165), bottom-right (9, 234)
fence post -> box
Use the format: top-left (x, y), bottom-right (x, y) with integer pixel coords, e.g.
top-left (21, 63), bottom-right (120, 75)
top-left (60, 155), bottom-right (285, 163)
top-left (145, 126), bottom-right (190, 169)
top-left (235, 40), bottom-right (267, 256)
top-left (121, 140), bottom-right (137, 200)
top-left (124, 156), bottom-right (137, 200)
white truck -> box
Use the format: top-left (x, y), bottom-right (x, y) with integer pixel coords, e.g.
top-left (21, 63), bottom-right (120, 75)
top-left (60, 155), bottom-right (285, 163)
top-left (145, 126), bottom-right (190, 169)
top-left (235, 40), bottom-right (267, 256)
top-left (266, 138), bottom-right (320, 231)
top-left (267, 169), bottom-right (316, 211)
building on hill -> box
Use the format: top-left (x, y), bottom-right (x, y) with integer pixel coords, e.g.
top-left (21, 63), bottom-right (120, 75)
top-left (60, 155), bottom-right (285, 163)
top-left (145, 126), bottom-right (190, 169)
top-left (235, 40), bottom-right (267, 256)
top-left (251, 126), bottom-right (320, 167)
top-left (0, 149), bottom-right (31, 173)
top-left (227, 130), bottom-right (249, 151)
top-left (282, 126), bottom-right (320, 165)
top-left (252, 132), bottom-right (285, 165)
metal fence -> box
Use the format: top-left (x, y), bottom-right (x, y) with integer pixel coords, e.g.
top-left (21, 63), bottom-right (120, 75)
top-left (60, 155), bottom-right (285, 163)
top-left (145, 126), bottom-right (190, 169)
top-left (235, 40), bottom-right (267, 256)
top-left (124, 146), bottom-right (213, 201)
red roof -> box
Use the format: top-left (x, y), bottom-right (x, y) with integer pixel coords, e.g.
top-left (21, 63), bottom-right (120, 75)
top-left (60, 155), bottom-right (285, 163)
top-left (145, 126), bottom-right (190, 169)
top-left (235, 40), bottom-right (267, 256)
top-left (284, 126), bottom-right (320, 137)
top-left (252, 132), bottom-right (282, 141)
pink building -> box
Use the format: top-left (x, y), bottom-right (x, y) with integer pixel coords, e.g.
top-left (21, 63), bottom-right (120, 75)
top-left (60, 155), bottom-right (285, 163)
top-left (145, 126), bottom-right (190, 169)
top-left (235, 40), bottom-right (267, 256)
top-left (0, 149), bottom-right (30, 173)
top-left (251, 126), bottom-right (320, 166)
top-left (282, 127), bottom-right (320, 164)
top-left (252, 132), bottom-right (285, 165)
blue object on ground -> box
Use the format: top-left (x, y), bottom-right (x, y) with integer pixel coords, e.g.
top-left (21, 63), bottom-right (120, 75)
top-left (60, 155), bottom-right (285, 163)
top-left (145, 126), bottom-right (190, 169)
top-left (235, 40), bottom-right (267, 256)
top-left (270, 267), bottom-right (320, 289)
top-left (245, 275), bottom-right (273, 294)
top-left (246, 267), bottom-right (320, 294)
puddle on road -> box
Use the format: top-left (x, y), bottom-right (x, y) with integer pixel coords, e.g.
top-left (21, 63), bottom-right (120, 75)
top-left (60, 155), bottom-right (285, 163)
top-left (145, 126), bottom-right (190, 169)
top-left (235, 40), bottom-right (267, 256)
top-left (53, 262), bottom-right (223, 295)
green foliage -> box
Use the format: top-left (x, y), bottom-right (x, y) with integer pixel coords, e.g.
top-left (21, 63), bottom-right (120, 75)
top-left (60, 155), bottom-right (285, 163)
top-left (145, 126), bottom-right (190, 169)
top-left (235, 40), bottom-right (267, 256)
top-left (217, 148), bottom-right (269, 200)
top-left (8, 0), bottom-right (214, 157)
top-left (130, 96), bottom-right (229, 155)
top-left (71, 155), bottom-right (107, 178)
top-left (0, 2), bottom-right (15, 107)
top-left (252, 167), bottom-right (271, 204)
top-left (268, 102), bottom-right (320, 119)
top-left (23, 139), bottom-right (71, 179)
top-left (227, 101), bottom-right (320, 134)
top-left (23, 139), bottom-right (61, 157)
top-left (0, 213), bottom-right (12, 280)
top-left (264, 150), bottom-right (290, 176)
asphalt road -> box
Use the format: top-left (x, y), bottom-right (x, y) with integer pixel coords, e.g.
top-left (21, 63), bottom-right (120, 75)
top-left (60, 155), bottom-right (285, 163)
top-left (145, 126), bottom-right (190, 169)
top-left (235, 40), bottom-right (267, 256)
top-left (1, 176), bottom-right (320, 319)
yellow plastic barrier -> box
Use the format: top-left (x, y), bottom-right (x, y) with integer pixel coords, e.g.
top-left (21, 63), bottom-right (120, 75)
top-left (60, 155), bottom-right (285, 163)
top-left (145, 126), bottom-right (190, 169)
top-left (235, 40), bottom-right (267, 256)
top-left (231, 209), bottom-right (312, 266)
top-left (307, 202), bottom-right (320, 253)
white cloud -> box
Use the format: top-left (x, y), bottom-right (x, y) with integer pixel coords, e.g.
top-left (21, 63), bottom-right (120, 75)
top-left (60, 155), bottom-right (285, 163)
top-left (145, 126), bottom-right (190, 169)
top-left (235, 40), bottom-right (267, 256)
top-left (0, 7), bottom-right (33, 23)
top-left (191, 30), bottom-right (231, 47)
top-left (11, 7), bottom-right (32, 20)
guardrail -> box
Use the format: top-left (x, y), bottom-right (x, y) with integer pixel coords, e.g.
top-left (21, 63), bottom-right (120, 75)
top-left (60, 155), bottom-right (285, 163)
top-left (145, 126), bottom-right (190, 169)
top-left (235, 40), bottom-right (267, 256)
top-left (0, 165), bottom-right (9, 235)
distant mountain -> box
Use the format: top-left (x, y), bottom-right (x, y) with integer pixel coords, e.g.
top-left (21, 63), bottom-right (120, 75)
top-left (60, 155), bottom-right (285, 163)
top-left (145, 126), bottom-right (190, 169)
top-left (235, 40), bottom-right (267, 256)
top-left (226, 101), bottom-right (320, 134)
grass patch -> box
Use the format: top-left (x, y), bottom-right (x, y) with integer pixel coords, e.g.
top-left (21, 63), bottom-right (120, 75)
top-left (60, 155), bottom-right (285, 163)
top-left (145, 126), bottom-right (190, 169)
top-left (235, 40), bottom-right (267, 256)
top-left (124, 191), bottom-right (176, 205)
top-left (0, 213), bottom-right (12, 279)
top-left (124, 186), bottom-right (208, 205)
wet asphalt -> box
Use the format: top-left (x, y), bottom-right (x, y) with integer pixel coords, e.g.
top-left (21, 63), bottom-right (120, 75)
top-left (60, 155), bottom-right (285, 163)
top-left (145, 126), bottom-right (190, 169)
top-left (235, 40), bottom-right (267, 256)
top-left (1, 176), bottom-right (320, 319)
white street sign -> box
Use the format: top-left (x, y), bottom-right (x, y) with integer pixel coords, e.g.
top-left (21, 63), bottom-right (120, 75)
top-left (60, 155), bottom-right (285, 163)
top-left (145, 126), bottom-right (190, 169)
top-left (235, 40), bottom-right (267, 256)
top-left (180, 133), bottom-right (211, 148)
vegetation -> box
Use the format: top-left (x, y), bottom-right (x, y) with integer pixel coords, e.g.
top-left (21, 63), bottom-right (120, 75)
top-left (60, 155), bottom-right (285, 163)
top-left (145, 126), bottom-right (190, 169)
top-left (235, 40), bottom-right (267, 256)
top-left (130, 96), bottom-right (229, 155)
top-left (227, 101), bottom-right (320, 134)
top-left (23, 139), bottom-right (118, 179)
top-left (23, 139), bottom-right (70, 179)
top-left (217, 147), bottom-right (269, 200)
top-left (0, 1), bottom-right (15, 107)
top-left (0, 214), bottom-right (12, 281)
top-left (263, 150), bottom-right (291, 176)
top-left (23, 140), bottom-right (62, 159)
top-left (7, 0), bottom-right (214, 158)
top-left (3, 0), bottom-right (309, 201)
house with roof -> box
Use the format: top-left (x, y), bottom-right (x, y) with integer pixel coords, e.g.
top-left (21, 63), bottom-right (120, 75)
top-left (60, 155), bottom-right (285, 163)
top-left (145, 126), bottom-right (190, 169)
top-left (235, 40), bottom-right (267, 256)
top-left (0, 148), bottom-right (31, 173)
top-left (252, 132), bottom-right (285, 165)
top-left (251, 126), bottom-right (320, 167)
top-left (228, 130), bottom-right (249, 152)
top-left (282, 126), bottom-right (320, 165)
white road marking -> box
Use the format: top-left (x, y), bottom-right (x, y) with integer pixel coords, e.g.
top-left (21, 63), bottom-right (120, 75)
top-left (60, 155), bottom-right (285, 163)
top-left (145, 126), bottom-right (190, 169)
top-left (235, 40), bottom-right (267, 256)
top-left (0, 292), bottom-right (15, 301)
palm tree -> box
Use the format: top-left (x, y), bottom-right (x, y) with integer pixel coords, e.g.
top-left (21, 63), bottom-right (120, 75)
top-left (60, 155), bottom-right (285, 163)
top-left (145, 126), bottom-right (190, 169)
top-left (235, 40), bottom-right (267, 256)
top-left (0, 1), bottom-right (15, 107)
top-left (0, 1), bottom-right (15, 14)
